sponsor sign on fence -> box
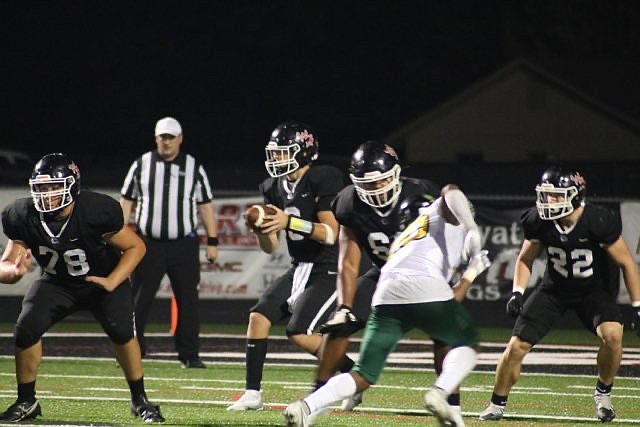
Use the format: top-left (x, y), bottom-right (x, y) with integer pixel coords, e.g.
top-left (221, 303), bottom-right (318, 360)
top-left (1, 189), bottom-right (637, 305)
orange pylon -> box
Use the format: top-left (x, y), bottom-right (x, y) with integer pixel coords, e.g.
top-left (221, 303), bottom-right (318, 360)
top-left (170, 295), bottom-right (178, 335)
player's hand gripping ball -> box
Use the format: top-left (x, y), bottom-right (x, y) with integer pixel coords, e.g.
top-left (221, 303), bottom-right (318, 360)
top-left (244, 204), bottom-right (277, 232)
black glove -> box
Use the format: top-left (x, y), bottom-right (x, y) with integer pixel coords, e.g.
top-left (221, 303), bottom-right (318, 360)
top-left (318, 305), bottom-right (365, 337)
top-left (506, 291), bottom-right (524, 318)
top-left (630, 305), bottom-right (640, 336)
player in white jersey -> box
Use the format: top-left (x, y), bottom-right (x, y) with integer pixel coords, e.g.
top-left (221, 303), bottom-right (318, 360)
top-left (284, 185), bottom-right (491, 427)
top-left (373, 198), bottom-right (467, 306)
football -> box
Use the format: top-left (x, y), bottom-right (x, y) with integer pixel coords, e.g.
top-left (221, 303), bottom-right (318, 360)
top-left (245, 204), bottom-right (277, 230)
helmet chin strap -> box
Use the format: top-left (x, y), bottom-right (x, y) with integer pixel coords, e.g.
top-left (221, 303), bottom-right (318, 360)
top-left (282, 174), bottom-right (304, 200)
top-left (372, 194), bottom-right (401, 218)
top-left (39, 208), bottom-right (73, 244)
top-left (43, 202), bottom-right (74, 220)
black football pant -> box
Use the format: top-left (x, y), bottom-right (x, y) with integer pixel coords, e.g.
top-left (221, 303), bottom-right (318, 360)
top-left (132, 235), bottom-right (201, 361)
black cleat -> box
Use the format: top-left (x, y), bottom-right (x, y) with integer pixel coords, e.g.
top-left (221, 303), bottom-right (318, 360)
top-left (0, 399), bottom-right (42, 422)
top-left (131, 396), bottom-right (165, 423)
top-left (180, 357), bottom-right (206, 369)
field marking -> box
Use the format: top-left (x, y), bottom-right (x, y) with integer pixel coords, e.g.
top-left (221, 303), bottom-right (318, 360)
top-left (1, 350), bottom-right (631, 368)
top-left (1, 371), bottom-right (638, 395)
top-left (0, 392), bottom-right (638, 425)
top-left (1, 363), bottom-right (639, 425)
top-left (103, 349), bottom-right (640, 366)
top-left (567, 385), bottom-right (639, 390)
top-left (1, 357), bottom-right (639, 380)
top-left (2, 331), bottom-right (639, 352)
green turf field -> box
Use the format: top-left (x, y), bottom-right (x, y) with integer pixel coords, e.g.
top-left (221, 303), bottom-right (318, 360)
top-left (0, 323), bottom-right (638, 425)
top-left (0, 357), bottom-right (638, 426)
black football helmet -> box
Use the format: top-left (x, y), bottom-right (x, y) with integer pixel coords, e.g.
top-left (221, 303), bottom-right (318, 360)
top-left (349, 141), bottom-right (402, 208)
top-left (264, 121), bottom-right (319, 177)
top-left (535, 166), bottom-right (586, 220)
top-left (397, 193), bottom-right (435, 231)
top-left (29, 153), bottom-right (81, 213)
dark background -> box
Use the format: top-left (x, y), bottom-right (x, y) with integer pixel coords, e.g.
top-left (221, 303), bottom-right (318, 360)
top-left (5, 1), bottom-right (640, 191)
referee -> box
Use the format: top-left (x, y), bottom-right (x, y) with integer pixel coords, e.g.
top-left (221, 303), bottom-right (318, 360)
top-left (120, 116), bottom-right (218, 368)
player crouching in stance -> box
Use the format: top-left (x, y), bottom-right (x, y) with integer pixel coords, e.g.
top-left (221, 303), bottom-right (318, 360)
top-left (0, 153), bottom-right (164, 423)
top-left (284, 187), bottom-right (491, 427)
top-left (478, 166), bottom-right (640, 423)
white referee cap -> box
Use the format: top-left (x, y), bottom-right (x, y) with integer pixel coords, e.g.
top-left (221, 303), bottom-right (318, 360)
top-left (155, 117), bottom-right (182, 136)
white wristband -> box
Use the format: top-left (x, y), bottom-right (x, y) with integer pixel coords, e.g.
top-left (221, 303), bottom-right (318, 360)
top-left (321, 223), bottom-right (335, 245)
top-left (462, 267), bottom-right (478, 282)
top-left (632, 301), bottom-right (640, 308)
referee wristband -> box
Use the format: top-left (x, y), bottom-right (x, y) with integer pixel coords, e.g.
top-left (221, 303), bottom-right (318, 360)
top-left (207, 237), bottom-right (219, 246)
top-left (287, 215), bottom-right (314, 236)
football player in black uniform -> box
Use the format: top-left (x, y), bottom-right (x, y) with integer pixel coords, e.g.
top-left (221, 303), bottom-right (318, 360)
top-left (0, 153), bottom-right (164, 423)
top-left (479, 166), bottom-right (640, 423)
top-left (313, 141), bottom-right (482, 416)
top-left (227, 121), bottom-right (345, 411)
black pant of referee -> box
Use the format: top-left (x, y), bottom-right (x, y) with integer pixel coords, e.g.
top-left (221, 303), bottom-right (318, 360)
top-left (132, 233), bottom-right (204, 368)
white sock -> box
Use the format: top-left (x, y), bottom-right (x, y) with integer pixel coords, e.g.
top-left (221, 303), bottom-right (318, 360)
top-left (434, 346), bottom-right (477, 394)
top-left (305, 373), bottom-right (357, 412)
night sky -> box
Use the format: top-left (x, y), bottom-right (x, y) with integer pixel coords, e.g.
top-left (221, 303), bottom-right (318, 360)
top-left (6, 1), bottom-right (640, 177)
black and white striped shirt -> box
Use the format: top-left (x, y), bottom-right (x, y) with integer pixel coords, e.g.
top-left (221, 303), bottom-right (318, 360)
top-left (120, 151), bottom-right (213, 240)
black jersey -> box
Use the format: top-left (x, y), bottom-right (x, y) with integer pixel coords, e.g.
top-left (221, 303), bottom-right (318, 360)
top-left (259, 165), bottom-right (344, 264)
top-left (1, 191), bottom-right (124, 285)
top-left (521, 204), bottom-right (621, 297)
top-left (332, 177), bottom-right (440, 269)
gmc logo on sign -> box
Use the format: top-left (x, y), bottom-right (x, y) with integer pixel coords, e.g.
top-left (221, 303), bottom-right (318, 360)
top-left (201, 261), bottom-right (242, 272)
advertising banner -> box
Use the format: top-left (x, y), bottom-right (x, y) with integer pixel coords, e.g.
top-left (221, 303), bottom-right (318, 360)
top-left (0, 188), bottom-right (632, 305)
top-left (0, 190), bottom-right (292, 299)
top-left (156, 196), bottom-right (292, 300)
top-left (464, 201), bottom-right (546, 302)
top-left (619, 201), bottom-right (640, 304)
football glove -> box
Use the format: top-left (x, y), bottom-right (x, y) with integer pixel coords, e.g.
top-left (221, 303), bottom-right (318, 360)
top-left (506, 291), bottom-right (524, 318)
top-left (630, 305), bottom-right (640, 336)
top-left (318, 305), bottom-right (366, 337)
top-left (462, 250), bottom-right (492, 282)
top-left (470, 250), bottom-right (492, 275)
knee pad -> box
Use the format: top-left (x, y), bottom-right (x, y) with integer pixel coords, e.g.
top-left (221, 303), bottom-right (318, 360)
top-left (14, 324), bottom-right (42, 349)
top-left (106, 324), bottom-right (134, 345)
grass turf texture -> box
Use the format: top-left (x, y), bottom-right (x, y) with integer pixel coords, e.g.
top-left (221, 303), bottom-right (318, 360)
top-left (0, 358), bottom-right (639, 426)
top-left (0, 323), bottom-right (638, 425)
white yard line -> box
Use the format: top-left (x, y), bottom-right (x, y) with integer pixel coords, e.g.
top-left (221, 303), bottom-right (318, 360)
top-left (0, 392), bottom-right (638, 426)
top-left (1, 331), bottom-right (639, 353)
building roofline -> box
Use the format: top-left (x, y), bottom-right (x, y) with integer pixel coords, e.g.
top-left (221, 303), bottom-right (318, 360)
top-left (384, 58), bottom-right (640, 144)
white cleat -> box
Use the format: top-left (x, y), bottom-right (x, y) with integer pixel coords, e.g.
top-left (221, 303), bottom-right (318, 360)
top-left (478, 403), bottom-right (505, 421)
top-left (340, 391), bottom-right (363, 411)
top-left (284, 399), bottom-right (310, 427)
top-left (423, 387), bottom-right (465, 427)
top-left (306, 406), bottom-right (330, 425)
top-left (593, 392), bottom-right (616, 422)
top-left (226, 389), bottom-right (263, 411)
